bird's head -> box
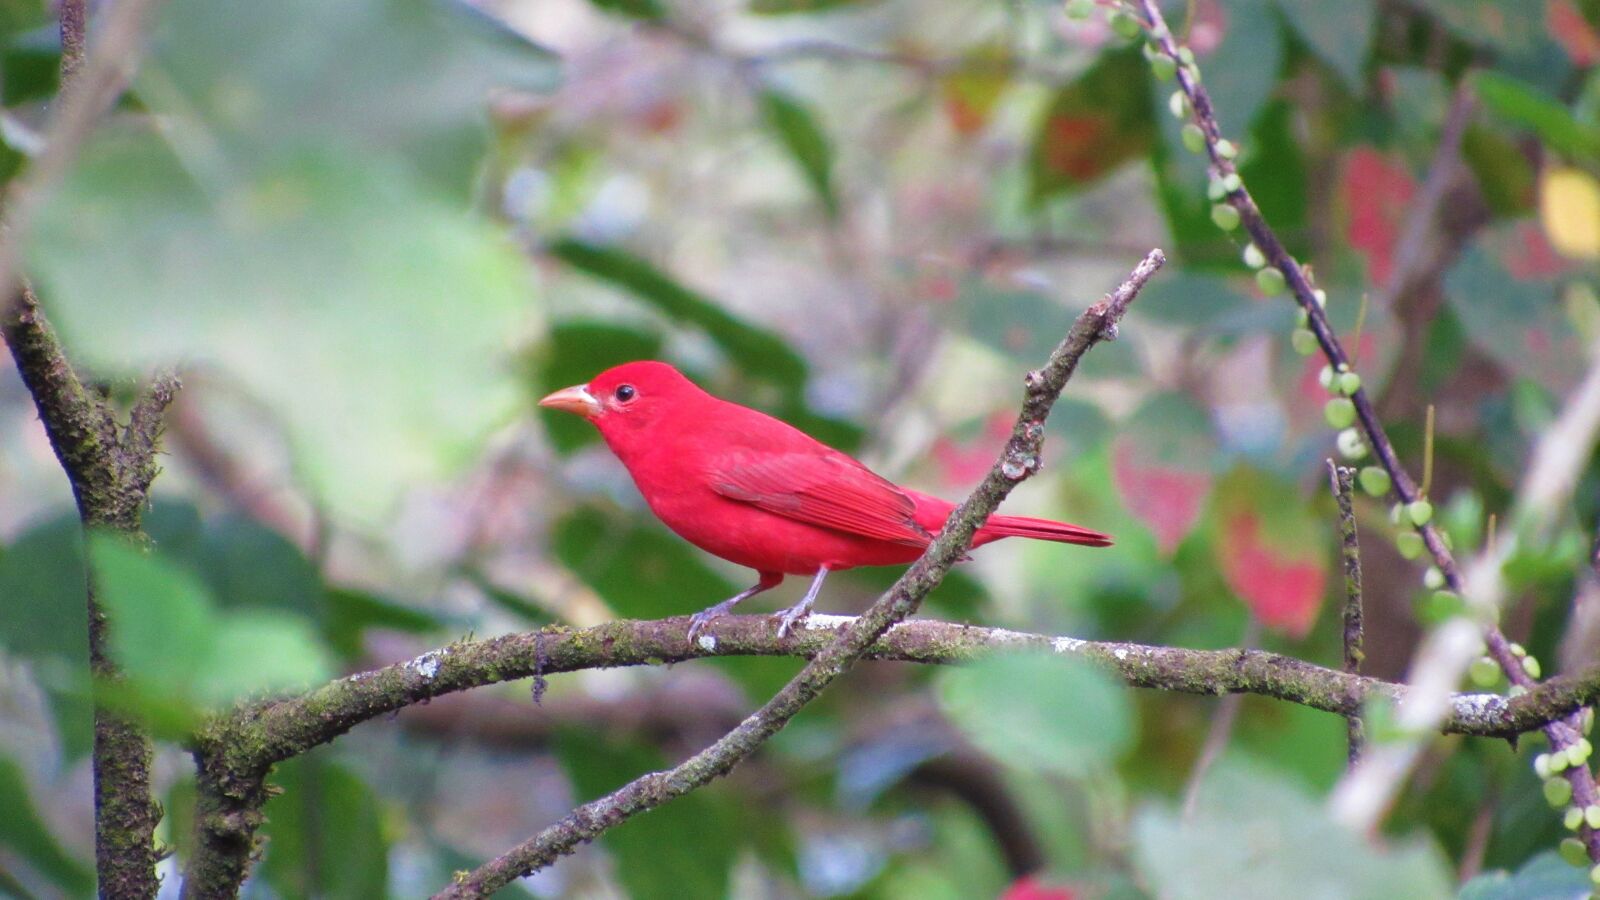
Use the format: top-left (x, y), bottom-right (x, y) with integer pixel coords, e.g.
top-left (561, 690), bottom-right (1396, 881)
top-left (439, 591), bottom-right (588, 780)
top-left (538, 360), bottom-right (704, 442)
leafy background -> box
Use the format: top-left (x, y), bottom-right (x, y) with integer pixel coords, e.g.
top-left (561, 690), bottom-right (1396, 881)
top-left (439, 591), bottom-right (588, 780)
top-left (1, 0), bottom-right (1598, 897)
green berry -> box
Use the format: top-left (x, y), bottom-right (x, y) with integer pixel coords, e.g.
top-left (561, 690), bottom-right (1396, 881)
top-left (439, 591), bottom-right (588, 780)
top-left (1591, 863), bottom-right (1600, 886)
top-left (1211, 203), bottom-right (1240, 230)
top-left (1178, 46), bottom-right (1196, 66)
top-left (1181, 123), bottom-right (1206, 153)
top-left (1421, 567), bottom-right (1443, 590)
top-left (1569, 806), bottom-right (1587, 831)
top-left (1207, 175), bottom-right (1227, 200)
top-left (1562, 837), bottom-right (1588, 867)
top-left (1588, 804), bottom-right (1600, 829)
top-left (1222, 172), bottom-right (1242, 193)
top-left (1243, 242), bottom-right (1267, 269)
top-left (1325, 397), bottom-right (1356, 429)
top-left (1291, 328), bottom-right (1318, 356)
top-left (1554, 751), bottom-right (1573, 774)
top-left (1313, 288), bottom-right (1327, 307)
top-left (1296, 307), bottom-right (1309, 327)
top-left (1336, 428), bottom-right (1367, 460)
top-left (1109, 9), bottom-right (1142, 38)
top-left (1537, 752), bottom-right (1555, 779)
top-left (1510, 684), bottom-right (1528, 697)
top-left (1390, 502), bottom-right (1406, 525)
top-left (1256, 267), bottom-right (1286, 295)
top-left (1407, 499), bottom-right (1433, 527)
top-left (1215, 138), bottom-right (1238, 159)
top-left (1549, 776), bottom-right (1576, 808)
top-left (1150, 53), bottom-right (1177, 81)
top-left (1338, 372), bottom-right (1362, 395)
top-left (1584, 707), bottom-right (1594, 735)
top-left (1319, 365), bottom-right (1336, 389)
top-left (1395, 530), bottom-right (1424, 559)
top-left (1524, 655), bottom-right (1542, 680)
top-left (1168, 90), bottom-right (1188, 119)
top-left (1511, 643), bottom-right (1527, 658)
top-left (1469, 656), bottom-right (1500, 687)
top-left (1356, 464), bottom-right (1389, 496)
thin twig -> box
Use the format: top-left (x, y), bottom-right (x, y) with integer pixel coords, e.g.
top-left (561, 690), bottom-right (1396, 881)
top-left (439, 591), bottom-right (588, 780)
top-left (425, 249), bottom-right (1164, 899)
top-left (1330, 462), bottom-right (1365, 765)
top-left (1134, 0), bottom-right (1600, 853)
top-left (59, 0), bottom-right (87, 85)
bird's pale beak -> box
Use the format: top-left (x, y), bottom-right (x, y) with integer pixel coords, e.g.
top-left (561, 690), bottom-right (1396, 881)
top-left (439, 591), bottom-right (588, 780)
top-left (538, 384), bottom-right (602, 419)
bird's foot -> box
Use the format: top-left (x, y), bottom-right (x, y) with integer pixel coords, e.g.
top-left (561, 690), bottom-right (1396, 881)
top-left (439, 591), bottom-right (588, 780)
top-left (687, 599), bottom-right (741, 644)
top-left (774, 598), bottom-right (814, 638)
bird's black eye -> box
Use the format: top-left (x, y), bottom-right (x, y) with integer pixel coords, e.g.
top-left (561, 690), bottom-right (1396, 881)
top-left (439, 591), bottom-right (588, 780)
top-left (614, 384), bottom-right (637, 403)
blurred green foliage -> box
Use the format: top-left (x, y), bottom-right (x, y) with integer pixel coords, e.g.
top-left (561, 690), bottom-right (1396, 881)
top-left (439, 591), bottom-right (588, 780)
top-left (1, 0), bottom-right (1598, 896)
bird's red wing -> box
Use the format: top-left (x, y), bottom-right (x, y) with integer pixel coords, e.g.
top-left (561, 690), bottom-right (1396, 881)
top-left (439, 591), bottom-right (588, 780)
top-left (710, 451), bottom-right (931, 547)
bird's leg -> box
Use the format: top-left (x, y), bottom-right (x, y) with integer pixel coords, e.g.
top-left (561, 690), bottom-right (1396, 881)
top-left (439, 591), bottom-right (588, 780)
top-left (688, 572), bottom-right (783, 643)
top-left (775, 566), bottom-right (829, 638)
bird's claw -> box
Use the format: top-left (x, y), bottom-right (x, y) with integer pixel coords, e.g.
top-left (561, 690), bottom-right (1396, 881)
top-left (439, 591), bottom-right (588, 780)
top-left (775, 602), bottom-right (813, 639)
top-left (686, 610), bottom-right (720, 645)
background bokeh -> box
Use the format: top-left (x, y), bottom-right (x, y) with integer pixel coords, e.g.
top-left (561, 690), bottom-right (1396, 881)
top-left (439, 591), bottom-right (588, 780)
top-left (2, 0), bottom-right (1599, 896)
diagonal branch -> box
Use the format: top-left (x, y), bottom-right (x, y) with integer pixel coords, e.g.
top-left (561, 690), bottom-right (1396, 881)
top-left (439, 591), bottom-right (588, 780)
top-left (424, 249), bottom-right (1165, 898)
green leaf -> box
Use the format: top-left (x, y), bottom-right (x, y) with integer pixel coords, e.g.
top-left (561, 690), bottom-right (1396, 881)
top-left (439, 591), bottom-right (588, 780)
top-left (28, 0), bottom-right (550, 527)
top-left (552, 505), bottom-right (737, 619)
top-left (750, 0), bottom-right (879, 12)
top-left (1030, 46), bottom-right (1154, 200)
top-left (1475, 71), bottom-right (1600, 165)
top-left (88, 533), bottom-right (217, 700)
top-left (1276, 0), bottom-right (1375, 89)
top-left (199, 610), bottom-right (335, 705)
top-left (758, 87), bottom-right (839, 218)
top-left (535, 320), bottom-right (663, 455)
top-left (0, 755), bottom-right (94, 897)
top-left (1460, 850), bottom-right (1592, 899)
top-left (938, 651), bottom-right (1134, 777)
top-left (555, 731), bottom-right (741, 899)
top-left (198, 513), bottom-right (324, 618)
top-left (585, 0), bottom-right (665, 20)
top-left (0, 513), bottom-right (93, 755)
top-left (1133, 762), bottom-right (1452, 899)
top-left (260, 756), bottom-right (390, 900)
top-left (1200, 0), bottom-right (1285, 139)
top-left (1461, 123), bottom-right (1537, 216)
top-left (325, 587), bottom-right (444, 659)
top-left (88, 533), bottom-right (336, 713)
top-left (548, 238), bottom-right (809, 390)
top-left (1445, 229), bottom-right (1588, 393)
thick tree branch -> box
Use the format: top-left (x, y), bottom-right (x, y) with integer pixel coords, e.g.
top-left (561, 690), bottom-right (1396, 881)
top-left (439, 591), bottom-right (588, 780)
top-left (1134, 0), bottom-right (1600, 855)
top-left (0, 2), bottom-right (172, 896)
top-left (427, 249), bottom-right (1163, 898)
top-left (191, 613), bottom-right (1599, 773)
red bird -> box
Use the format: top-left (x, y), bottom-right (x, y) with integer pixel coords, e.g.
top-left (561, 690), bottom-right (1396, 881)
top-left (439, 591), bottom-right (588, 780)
top-left (540, 361), bottom-right (1111, 638)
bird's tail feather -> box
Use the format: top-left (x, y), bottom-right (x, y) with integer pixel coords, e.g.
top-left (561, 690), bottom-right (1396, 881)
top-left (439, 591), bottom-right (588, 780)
top-left (977, 514), bottom-right (1113, 548)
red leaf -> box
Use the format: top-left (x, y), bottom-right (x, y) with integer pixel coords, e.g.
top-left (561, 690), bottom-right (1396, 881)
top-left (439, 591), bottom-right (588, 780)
top-left (1219, 510), bottom-right (1326, 638)
top-left (1548, 0), bottom-right (1600, 66)
top-left (932, 412), bottom-right (1014, 488)
top-left (1112, 440), bottom-right (1211, 555)
top-left (1000, 875), bottom-right (1077, 900)
top-left (1341, 147), bottom-right (1417, 286)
